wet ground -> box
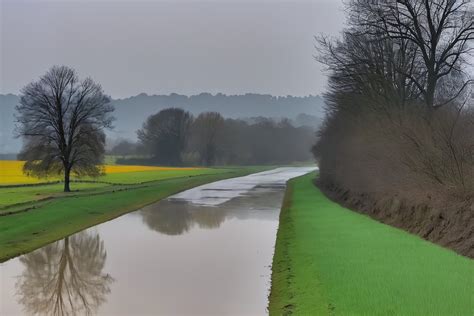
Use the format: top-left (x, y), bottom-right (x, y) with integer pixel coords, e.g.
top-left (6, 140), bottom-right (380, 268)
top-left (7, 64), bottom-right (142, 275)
top-left (0, 167), bottom-right (315, 315)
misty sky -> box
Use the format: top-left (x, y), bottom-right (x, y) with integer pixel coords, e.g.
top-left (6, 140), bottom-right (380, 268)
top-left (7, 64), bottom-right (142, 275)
top-left (1, 0), bottom-right (345, 98)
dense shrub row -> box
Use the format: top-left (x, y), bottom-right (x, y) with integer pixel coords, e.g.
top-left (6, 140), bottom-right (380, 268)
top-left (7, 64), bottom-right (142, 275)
top-left (313, 0), bottom-right (473, 256)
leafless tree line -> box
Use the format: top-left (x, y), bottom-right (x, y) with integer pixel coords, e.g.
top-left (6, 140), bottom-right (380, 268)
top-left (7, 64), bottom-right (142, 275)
top-left (129, 108), bottom-right (315, 166)
top-left (314, 0), bottom-right (473, 204)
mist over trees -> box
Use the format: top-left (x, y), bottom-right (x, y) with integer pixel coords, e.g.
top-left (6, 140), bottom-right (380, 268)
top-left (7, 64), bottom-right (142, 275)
top-left (1, 93), bottom-right (323, 154)
top-left (16, 66), bottom-right (114, 192)
top-left (121, 108), bottom-right (315, 166)
top-left (110, 93), bottom-right (323, 141)
top-left (108, 139), bottom-right (139, 157)
top-left (137, 108), bottom-right (192, 165)
top-left (188, 112), bottom-right (225, 166)
top-left (314, 0), bottom-right (473, 206)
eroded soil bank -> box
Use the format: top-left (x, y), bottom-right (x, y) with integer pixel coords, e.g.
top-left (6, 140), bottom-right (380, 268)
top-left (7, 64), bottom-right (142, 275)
top-left (318, 181), bottom-right (474, 259)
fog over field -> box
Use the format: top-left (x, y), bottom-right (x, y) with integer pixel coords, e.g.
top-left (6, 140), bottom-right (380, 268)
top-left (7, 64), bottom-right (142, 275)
top-left (0, 93), bottom-right (324, 154)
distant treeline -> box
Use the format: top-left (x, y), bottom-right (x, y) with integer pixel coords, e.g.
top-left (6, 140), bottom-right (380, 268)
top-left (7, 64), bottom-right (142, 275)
top-left (110, 92), bottom-right (323, 143)
top-left (0, 92), bottom-right (323, 154)
top-left (110, 108), bottom-right (315, 166)
top-left (0, 153), bottom-right (17, 160)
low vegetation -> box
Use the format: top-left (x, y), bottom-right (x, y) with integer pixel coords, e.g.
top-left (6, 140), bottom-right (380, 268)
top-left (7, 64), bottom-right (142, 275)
top-left (0, 160), bottom-right (240, 213)
top-left (0, 166), bottom-right (265, 262)
top-left (0, 182), bottom-right (109, 209)
top-left (269, 173), bottom-right (474, 315)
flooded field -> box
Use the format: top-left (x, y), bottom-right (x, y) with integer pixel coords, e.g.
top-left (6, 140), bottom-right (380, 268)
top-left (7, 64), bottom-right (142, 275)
top-left (0, 167), bottom-right (315, 315)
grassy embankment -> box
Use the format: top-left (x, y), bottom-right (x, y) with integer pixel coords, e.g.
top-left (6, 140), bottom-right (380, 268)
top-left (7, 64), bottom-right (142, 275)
top-left (0, 161), bottom-right (267, 262)
top-left (269, 173), bottom-right (474, 315)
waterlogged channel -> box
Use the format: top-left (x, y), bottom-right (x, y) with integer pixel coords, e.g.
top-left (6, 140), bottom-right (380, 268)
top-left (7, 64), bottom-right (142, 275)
top-left (0, 167), bottom-right (316, 315)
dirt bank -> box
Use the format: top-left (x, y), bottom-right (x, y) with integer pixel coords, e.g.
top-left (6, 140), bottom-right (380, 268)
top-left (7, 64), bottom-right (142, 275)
top-left (317, 180), bottom-right (474, 259)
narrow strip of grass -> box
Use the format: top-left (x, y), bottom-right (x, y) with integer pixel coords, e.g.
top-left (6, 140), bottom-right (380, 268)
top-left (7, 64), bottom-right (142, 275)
top-left (89, 168), bottom-right (228, 184)
top-left (0, 168), bottom-right (260, 262)
top-left (0, 182), bottom-right (110, 209)
top-left (269, 173), bottom-right (474, 315)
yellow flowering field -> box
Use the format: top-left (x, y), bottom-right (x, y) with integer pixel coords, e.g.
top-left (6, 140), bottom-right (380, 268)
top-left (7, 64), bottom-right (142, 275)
top-left (0, 161), bottom-right (43, 185)
top-left (0, 160), bottom-right (202, 185)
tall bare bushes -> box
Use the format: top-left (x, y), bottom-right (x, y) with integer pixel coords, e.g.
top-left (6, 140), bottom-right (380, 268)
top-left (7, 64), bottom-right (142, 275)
top-left (314, 0), bottom-right (473, 205)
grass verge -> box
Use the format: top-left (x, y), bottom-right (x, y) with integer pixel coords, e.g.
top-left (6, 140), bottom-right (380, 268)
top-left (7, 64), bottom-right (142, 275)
top-left (0, 168), bottom-right (239, 210)
top-left (0, 168), bottom-right (262, 262)
top-left (0, 182), bottom-right (110, 209)
top-left (269, 173), bottom-right (474, 315)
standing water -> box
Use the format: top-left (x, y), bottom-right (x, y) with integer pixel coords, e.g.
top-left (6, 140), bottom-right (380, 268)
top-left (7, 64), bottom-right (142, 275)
top-left (0, 167), bottom-right (316, 315)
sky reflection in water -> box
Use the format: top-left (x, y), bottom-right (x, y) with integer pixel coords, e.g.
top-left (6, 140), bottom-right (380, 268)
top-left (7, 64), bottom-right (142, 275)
top-left (1, 167), bottom-right (315, 315)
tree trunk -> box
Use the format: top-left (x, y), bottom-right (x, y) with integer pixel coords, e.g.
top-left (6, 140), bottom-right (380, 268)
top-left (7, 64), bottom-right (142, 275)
top-left (64, 167), bottom-right (71, 192)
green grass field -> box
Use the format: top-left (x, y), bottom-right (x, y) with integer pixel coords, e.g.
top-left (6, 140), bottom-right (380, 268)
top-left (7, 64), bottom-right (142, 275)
top-left (0, 182), bottom-right (110, 209)
top-left (92, 168), bottom-right (228, 184)
top-left (0, 167), bottom-right (265, 262)
top-left (269, 173), bottom-right (474, 315)
top-left (0, 168), bottom-right (231, 210)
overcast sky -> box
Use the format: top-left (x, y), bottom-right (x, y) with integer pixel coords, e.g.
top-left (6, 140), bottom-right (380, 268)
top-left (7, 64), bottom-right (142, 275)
top-left (1, 0), bottom-right (345, 98)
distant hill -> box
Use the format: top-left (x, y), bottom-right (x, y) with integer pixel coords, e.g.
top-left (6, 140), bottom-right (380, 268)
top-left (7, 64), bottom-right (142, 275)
top-left (0, 93), bottom-right (324, 154)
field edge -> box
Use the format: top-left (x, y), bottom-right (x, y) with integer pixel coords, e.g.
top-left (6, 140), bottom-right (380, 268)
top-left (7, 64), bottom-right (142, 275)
top-left (0, 168), bottom-right (264, 263)
top-left (268, 173), bottom-right (329, 315)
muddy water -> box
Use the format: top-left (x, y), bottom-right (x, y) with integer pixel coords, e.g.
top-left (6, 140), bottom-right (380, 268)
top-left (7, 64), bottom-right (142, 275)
top-left (0, 167), bottom-right (315, 316)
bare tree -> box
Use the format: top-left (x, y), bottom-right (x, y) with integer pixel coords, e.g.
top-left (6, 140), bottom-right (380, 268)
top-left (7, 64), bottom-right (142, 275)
top-left (16, 66), bottom-right (114, 192)
top-left (316, 30), bottom-right (419, 114)
top-left (190, 112), bottom-right (224, 166)
top-left (353, 0), bottom-right (473, 109)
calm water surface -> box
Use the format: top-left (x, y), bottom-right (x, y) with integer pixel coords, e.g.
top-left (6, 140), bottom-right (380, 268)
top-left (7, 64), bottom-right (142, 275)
top-left (0, 167), bottom-right (315, 316)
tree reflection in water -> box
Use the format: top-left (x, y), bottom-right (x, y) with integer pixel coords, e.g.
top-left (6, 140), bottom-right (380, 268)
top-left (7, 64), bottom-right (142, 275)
top-left (15, 231), bottom-right (114, 316)
top-left (140, 199), bottom-right (228, 235)
top-left (192, 207), bottom-right (226, 229)
top-left (141, 201), bottom-right (193, 235)
top-left (140, 189), bottom-right (285, 236)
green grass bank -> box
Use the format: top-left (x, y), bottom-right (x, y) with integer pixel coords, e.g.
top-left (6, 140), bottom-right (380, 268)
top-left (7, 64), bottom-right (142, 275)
top-left (0, 168), bottom-right (263, 262)
top-left (0, 168), bottom-right (231, 212)
top-left (269, 173), bottom-right (474, 315)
